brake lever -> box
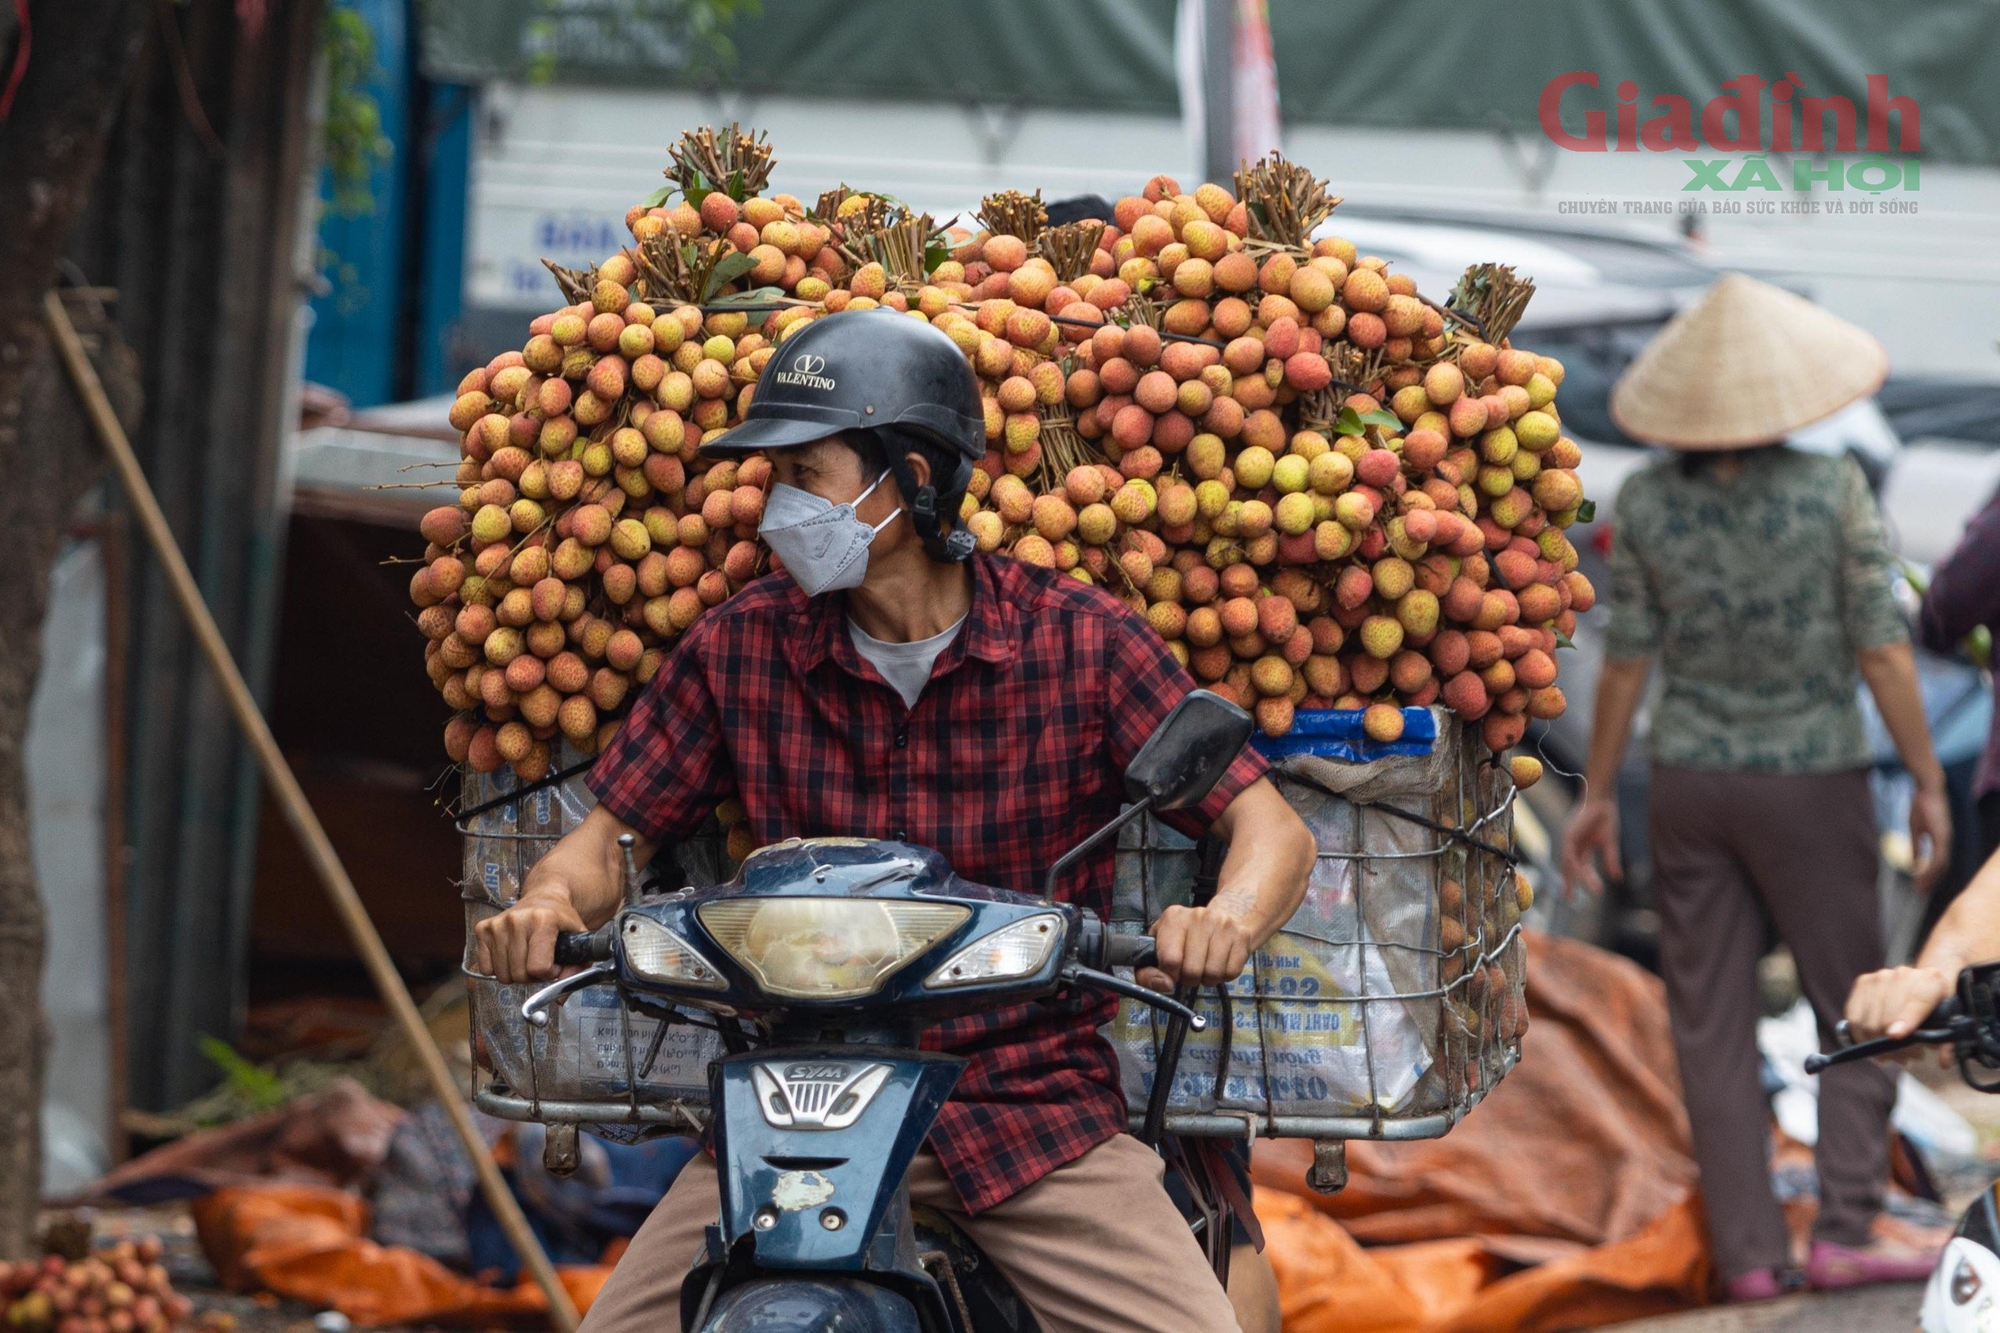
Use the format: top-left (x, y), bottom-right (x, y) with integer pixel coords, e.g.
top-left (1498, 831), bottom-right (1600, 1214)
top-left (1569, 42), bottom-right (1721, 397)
top-left (521, 961), bottom-right (615, 1028)
top-left (1804, 1023), bottom-right (1959, 1074)
top-left (1062, 963), bottom-right (1207, 1032)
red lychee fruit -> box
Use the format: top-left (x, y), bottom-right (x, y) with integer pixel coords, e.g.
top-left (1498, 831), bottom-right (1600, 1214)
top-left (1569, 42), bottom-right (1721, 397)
top-left (1441, 671), bottom-right (1490, 720)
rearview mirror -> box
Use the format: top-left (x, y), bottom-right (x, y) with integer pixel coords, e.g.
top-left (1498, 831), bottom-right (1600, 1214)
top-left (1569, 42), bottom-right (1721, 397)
top-left (1123, 690), bottom-right (1254, 812)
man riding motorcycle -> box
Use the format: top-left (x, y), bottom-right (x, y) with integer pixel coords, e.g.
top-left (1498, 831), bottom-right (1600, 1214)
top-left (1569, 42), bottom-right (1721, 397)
top-left (476, 310), bottom-right (1318, 1333)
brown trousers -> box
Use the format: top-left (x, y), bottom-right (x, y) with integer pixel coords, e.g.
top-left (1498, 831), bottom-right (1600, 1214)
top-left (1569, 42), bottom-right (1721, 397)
top-left (1650, 765), bottom-right (1896, 1279)
top-left (578, 1132), bottom-right (1242, 1333)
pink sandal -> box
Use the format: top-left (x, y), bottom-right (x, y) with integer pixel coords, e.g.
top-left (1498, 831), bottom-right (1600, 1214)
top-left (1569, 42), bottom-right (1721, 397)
top-left (1805, 1238), bottom-right (1941, 1290)
top-left (1724, 1269), bottom-right (1788, 1303)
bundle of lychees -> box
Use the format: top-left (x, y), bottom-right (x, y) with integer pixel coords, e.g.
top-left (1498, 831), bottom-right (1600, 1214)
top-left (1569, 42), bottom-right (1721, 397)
top-left (414, 126), bottom-right (1593, 782)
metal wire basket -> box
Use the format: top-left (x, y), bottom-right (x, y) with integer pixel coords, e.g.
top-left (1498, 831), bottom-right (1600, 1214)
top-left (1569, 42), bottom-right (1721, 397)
top-left (1105, 710), bottom-right (1526, 1145)
top-left (458, 755), bottom-right (728, 1140)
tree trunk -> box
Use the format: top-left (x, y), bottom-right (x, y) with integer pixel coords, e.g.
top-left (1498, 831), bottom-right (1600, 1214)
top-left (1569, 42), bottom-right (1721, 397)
top-left (0, 0), bottom-right (150, 1258)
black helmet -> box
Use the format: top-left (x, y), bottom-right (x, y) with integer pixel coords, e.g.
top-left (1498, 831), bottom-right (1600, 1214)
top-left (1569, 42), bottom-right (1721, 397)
top-left (698, 309), bottom-right (983, 460)
top-left (701, 310), bottom-right (984, 562)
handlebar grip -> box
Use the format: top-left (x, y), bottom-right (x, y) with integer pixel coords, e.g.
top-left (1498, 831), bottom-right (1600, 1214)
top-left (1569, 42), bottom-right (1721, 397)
top-left (1104, 934), bottom-right (1158, 971)
top-left (554, 930), bottom-right (608, 966)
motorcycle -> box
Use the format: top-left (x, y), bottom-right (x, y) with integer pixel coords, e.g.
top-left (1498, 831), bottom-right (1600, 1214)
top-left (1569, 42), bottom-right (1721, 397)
top-left (1810, 960), bottom-right (2000, 1331)
top-left (517, 689), bottom-right (1255, 1332)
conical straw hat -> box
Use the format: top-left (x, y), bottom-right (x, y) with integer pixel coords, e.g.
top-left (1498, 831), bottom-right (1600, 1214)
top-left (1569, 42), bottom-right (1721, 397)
top-left (1609, 273), bottom-right (1887, 450)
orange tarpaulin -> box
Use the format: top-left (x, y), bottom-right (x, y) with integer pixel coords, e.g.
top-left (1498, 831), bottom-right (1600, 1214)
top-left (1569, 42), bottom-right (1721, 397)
top-left (182, 931), bottom-right (1712, 1328)
top-left (1252, 930), bottom-right (1715, 1331)
top-left (192, 1183), bottom-right (609, 1326)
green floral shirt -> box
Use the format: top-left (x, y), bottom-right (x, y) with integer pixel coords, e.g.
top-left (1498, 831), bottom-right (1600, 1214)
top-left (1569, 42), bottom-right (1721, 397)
top-left (1605, 447), bottom-right (1907, 773)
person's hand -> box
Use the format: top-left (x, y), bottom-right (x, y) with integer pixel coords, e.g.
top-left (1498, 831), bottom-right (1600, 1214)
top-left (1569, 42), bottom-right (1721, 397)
top-left (1559, 796), bottom-right (1621, 895)
top-left (474, 887), bottom-right (588, 983)
top-left (1845, 964), bottom-right (1954, 1042)
top-left (1142, 903), bottom-right (1253, 991)
top-left (1909, 780), bottom-right (1953, 893)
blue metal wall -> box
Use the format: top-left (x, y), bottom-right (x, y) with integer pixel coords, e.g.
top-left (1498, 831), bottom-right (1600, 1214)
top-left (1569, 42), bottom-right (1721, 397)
top-left (304, 0), bottom-right (409, 408)
top-left (303, 0), bottom-right (473, 406)
top-left (415, 82), bottom-right (472, 398)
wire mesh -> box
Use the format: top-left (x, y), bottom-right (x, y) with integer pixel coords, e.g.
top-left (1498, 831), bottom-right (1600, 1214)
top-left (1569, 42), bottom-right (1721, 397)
top-left (1105, 719), bottom-right (1527, 1139)
top-left (457, 756), bottom-right (725, 1138)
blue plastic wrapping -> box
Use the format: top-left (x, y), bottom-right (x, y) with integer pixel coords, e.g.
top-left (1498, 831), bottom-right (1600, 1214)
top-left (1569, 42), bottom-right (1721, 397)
top-left (1251, 706), bottom-right (1438, 763)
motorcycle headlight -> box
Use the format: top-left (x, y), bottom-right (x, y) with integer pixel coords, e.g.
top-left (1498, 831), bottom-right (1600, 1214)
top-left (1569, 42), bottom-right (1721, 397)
top-left (697, 898), bottom-right (970, 999)
top-left (924, 913), bottom-right (1065, 989)
top-left (622, 915), bottom-right (727, 989)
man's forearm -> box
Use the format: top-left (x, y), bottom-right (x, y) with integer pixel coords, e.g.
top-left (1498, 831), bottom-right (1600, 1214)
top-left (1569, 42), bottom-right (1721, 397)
top-left (522, 805), bottom-right (658, 927)
top-left (1209, 779), bottom-right (1315, 948)
top-left (1917, 853), bottom-right (2000, 975)
top-left (1858, 641), bottom-right (1945, 790)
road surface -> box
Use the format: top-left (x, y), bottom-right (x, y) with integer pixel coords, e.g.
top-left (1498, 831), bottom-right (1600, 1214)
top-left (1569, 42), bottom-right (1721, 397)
top-left (1613, 1282), bottom-right (1922, 1331)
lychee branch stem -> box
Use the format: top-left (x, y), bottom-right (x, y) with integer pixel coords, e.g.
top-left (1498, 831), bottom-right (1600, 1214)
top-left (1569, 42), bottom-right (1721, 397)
top-left (948, 302), bottom-right (1232, 351)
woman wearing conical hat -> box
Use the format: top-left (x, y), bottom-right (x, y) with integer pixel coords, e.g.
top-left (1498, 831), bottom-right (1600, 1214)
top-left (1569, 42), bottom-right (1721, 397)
top-left (1559, 273), bottom-right (1952, 1300)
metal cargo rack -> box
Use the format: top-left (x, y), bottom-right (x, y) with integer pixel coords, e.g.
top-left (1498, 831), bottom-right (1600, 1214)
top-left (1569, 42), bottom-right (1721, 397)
top-left (459, 713), bottom-right (1529, 1166)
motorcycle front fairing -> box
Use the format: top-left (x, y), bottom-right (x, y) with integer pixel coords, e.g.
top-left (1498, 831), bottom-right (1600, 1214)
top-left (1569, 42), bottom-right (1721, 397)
top-left (613, 839), bottom-right (1072, 1329)
top-left (680, 1048), bottom-right (965, 1329)
top-left (1924, 1184), bottom-right (2000, 1332)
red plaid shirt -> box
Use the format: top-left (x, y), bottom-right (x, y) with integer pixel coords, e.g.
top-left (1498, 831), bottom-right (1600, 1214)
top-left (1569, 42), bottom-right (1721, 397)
top-left (588, 553), bottom-right (1266, 1211)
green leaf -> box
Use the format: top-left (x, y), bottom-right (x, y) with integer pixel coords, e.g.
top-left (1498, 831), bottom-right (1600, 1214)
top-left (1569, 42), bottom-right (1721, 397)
top-left (1576, 499), bottom-right (1597, 523)
top-left (1357, 409), bottom-right (1402, 430)
top-left (705, 285), bottom-right (786, 309)
top-left (727, 168), bottom-right (747, 202)
top-left (198, 1036), bottom-right (287, 1112)
top-left (700, 252), bottom-right (761, 302)
top-left (1334, 406), bottom-right (1365, 436)
top-left (864, 189), bottom-right (916, 219)
top-left (1554, 628), bottom-right (1576, 651)
top-left (639, 183), bottom-right (673, 208)
top-left (924, 238), bottom-right (952, 274)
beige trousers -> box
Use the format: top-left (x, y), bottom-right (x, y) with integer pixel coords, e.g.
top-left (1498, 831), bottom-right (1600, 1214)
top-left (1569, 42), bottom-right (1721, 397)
top-left (578, 1132), bottom-right (1242, 1333)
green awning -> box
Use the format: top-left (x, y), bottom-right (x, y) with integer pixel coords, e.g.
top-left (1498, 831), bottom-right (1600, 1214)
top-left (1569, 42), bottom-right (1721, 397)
top-left (417, 0), bottom-right (2000, 164)
top-left (418, 0), bottom-right (1182, 115)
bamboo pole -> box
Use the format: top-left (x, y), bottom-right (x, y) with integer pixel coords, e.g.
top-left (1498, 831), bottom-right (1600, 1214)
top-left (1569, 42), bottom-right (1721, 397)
top-left (44, 291), bottom-right (582, 1333)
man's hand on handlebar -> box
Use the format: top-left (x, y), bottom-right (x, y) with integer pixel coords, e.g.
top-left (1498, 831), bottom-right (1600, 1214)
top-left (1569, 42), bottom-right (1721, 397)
top-left (1141, 903), bottom-right (1253, 992)
top-left (475, 807), bottom-right (653, 984)
top-left (1844, 964), bottom-right (1955, 1043)
top-left (1134, 780), bottom-right (1315, 992)
top-left (474, 888), bottom-right (589, 984)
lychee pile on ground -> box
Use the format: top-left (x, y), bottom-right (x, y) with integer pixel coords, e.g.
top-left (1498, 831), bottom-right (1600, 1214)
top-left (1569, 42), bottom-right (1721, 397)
top-left (0, 1240), bottom-right (195, 1333)
top-left (414, 126), bottom-right (1593, 787)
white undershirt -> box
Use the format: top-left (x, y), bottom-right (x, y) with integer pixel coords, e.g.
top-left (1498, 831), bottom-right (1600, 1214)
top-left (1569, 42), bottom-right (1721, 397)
top-left (848, 614), bottom-right (968, 709)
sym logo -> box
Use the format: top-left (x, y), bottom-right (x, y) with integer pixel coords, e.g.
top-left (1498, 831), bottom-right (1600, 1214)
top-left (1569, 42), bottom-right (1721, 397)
top-left (785, 1063), bottom-right (848, 1081)
top-left (774, 352), bottom-right (837, 392)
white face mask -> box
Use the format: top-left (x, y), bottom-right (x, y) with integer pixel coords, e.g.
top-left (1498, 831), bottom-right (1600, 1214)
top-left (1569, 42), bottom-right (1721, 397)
top-left (757, 471), bottom-right (903, 597)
